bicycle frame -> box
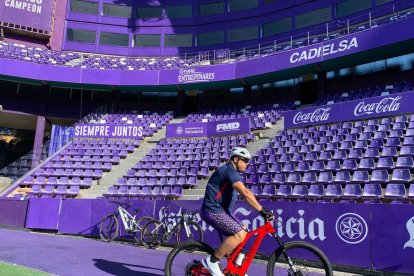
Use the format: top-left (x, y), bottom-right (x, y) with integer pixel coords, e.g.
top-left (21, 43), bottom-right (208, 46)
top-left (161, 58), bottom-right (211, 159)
top-left (117, 206), bottom-right (138, 232)
top-left (223, 221), bottom-right (276, 276)
top-left (157, 209), bottom-right (196, 242)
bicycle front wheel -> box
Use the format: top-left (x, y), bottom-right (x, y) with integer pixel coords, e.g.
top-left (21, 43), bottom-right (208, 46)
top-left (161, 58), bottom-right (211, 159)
top-left (266, 241), bottom-right (333, 276)
top-left (99, 214), bottom-right (119, 242)
top-left (141, 220), bottom-right (165, 249)
top-left (176, 221), bottom-right (204, 244)
top-left (133, 216), bottom-right (153, 246)
top-left (164, 240), bottom-right (215, 276)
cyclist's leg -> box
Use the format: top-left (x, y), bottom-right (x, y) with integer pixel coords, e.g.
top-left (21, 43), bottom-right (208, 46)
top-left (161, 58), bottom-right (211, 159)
top-left (201, 211), bottom-right (246, 259)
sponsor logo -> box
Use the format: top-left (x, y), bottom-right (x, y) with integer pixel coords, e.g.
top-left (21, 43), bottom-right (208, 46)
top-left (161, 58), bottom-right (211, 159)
top-left (292, 107), bottom-right (331, 125)
top-left (336, 213), bottom-right (368, 244)
top-left (176, 126), bottom-right (183, 135)
top-left (5, 0), bottom-right (43, 14)
top-left (353, 96), bottom-right (402, 116)
top-left (216, 122), bottom-right (240, 132)
top-left (178, 68), bottom-right (215, 83)
top-left (290, 37), bottom-right (358, 64)
top-left (404, 216), bottom-right (414, 249)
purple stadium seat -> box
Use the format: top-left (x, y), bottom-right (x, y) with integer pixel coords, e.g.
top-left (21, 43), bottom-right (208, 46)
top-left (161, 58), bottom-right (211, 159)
top-left (291, 185), bottom-right (309, 199)
top-left (396, 156), bottom-right (414, 169)
top-left (261, 185), bottom-right (276, 198)
top-left (381, 147), bottom-right (398, 158)
top-left (361, 184), bottom-right (383, 202)
top-left (317, 172), bottom-right (333, 185)
top-left (282, 163), bottom-right (295, 173)
top-left (296, 161), bottom-right (309, 173)
top-left (286, 173), bottom-right (301, 185)
top-left (351, 171), bottom-right (369, 184)
top-left (354, 140), bottom-right (368, 150)
top-left (306, 184), bottom-right (324, 200)
top-left (373, 131), bottom-right (387, 139)
top-left (27, 184), bottom-right (41, 198)
top-left (250, 185), bottom-right (262, 197)
top-left (348, 149), bottom-right (363, 160)
top-left (310, 161), bottom-right (325, 172)
top-left (258, 174), bottom-right (272, 185)
top-left (370, 169), bottom-right (389, 184)
top-left (369, 139), bottom-right (384, 148)
top-left (358, 158), bottom-right (375, 171)
top-left (377, 157), bottom-right (394, 170)
top-left (302, 172), bottom-right (317, 185)
top-left (342, 184), bottom-right (362, 200)
top-left (390, 169), bottom-right (412, 183)
top-left (342, 159), bottom-right (357, 171)
top-left (408, 184), bottom-right (414, 200)
top-left (323, 184), bottom-right (343, 200)
top-left (67, 185), bottom-right (80, 197)
top-left (384, 183), bottom-right (407, 203)
top-left (246, 174), bottom-right (259, 185)
top-left (272, 173), bottom-right (286, 186)
top-left (326, 160), bottom-right (341, 172)
top-left (334, 171), bottom-right (351, 184)
top-left (400, 146), bottom-right (414, 156)
top-left (364, 148), bottom-right (380, 159)
top-left (275, 185), bottom-right (292, 199)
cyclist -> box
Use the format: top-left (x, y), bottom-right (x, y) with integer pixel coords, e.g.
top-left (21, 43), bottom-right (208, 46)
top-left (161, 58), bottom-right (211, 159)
top-left (200, 147), bottom-right (273, 276)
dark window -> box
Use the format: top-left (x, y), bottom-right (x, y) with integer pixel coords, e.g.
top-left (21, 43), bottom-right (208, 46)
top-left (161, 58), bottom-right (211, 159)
top-left (164, 34), bottom-right (192, 47)
top-left (199, 2), bottom-right (225, 16)
top-left (264, 0), bottom-right (280, 4)
top-left (99, 32), bottom-right (129, 46)
top-left (198, 31), bottom-right (224, 46)
top-left (337, 0), bottom-right (371, 18)
top-left (134, 34), bottom-right (161, 47)
top-left (263, 18), bottom-right (292, 37)
top-left (67, 28), bottom-right (96, 43)
top-left (102, 4), bottom-right (132, 18)
top-left (228, 26), bottom-right (258, 42)
top-left (376, 0), bottom-right (393, 5)
top-left (295, 7), bottom-right (331, 29)
top-left (137, 7), bottom-right (163, 18)
top-left (70, 0), bottom-right (98, 14)
top-left (166, 5), bottom-right (192, 18)
top-left (228, 0), bottom-right (258, 12)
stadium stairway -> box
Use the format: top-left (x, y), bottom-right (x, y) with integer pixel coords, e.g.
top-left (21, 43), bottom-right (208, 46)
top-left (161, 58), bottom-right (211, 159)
top-left (81, 117), bottom-right (186, 199)
top-left (179, 117), bottom-right (285, 200)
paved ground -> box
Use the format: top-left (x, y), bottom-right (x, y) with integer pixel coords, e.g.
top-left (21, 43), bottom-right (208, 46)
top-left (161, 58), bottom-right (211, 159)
top-left (0, 228), bottom-right (360, 275)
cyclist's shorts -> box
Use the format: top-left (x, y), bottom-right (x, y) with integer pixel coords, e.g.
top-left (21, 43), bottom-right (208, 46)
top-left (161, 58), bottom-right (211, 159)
top-left (201, 210), bottom-right (243, 236)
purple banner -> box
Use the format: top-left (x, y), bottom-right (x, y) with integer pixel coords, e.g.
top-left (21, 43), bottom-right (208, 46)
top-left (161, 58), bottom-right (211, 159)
top-left (166, 117), bottom-right (251, 138)
top-left (74, 124), bottom-right (143, 139)
top-left (284, 91), bottom-right (413, 129)
top-left (0, 0), bottom-right (54, 32)
top-left (0, 198), bottom-right (28, 228)
top-left (49, 125), bottom-right (74, 156)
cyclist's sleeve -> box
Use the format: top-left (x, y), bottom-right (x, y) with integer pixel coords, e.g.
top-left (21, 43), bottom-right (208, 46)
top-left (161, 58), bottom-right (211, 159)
top-left (228, 169), bottom-right (242, 187)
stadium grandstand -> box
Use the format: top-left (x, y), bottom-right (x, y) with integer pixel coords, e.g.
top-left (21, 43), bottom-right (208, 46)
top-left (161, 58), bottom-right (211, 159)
top-left (0, 0), bottom-right (413, 275)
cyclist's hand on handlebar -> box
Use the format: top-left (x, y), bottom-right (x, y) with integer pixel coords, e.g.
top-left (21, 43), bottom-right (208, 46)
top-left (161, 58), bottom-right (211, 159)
top-left (260, 208), bottom-right (274, 221)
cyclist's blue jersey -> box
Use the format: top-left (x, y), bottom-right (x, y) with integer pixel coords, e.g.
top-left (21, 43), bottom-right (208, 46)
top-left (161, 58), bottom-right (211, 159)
top-left (201, 163), bottom-right (242, 213)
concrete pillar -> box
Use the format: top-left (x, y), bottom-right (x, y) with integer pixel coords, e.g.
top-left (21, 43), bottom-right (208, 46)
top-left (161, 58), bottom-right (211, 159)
top-left (317, 72), bottom-right (327, 99)
top-left (32, 116), bottom-right (46, 168)
top-left (243, 86), bottom-right (252, 106)
top-left (176, 90), bottom-right (185, 116)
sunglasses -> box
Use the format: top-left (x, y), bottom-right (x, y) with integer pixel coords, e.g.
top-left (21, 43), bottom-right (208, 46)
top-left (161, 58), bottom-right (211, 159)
top-left (238, 157), bottom-right (249, 164)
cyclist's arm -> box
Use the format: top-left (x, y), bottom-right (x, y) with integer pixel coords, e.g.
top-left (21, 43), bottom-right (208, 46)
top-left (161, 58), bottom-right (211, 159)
top-left (233, 181), bottom-right (262, 212)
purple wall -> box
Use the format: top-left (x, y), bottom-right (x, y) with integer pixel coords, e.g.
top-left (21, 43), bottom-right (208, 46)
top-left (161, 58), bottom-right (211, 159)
top-left (0, 198), bottom-right (28, 228)
top-left (51, 0), bottom-right (69, 50)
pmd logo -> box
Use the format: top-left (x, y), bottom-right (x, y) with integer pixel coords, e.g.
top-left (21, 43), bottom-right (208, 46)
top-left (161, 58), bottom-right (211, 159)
top-left (216, 122), bottom-right (240, 132)
top-left (176, 127), bottom-right (183, 135)
top-left (336, 213), bottom-right (368, 244)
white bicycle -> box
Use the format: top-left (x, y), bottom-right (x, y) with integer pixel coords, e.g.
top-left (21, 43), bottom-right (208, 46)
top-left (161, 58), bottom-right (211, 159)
top-left (99, 200), bottom-right (152, 245)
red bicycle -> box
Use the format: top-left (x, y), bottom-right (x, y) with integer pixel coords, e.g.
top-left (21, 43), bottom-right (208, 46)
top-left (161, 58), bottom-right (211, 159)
top-left (164, 218), bottom-right (333, 276)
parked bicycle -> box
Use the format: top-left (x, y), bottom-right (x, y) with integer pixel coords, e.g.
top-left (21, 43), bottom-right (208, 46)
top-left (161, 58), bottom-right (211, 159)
top-left (141, 207), bottom-right (203, 249)
top-left (164, 215), bottom-right (333, 276)
top-left (99, 200), bottom-right (152, 246)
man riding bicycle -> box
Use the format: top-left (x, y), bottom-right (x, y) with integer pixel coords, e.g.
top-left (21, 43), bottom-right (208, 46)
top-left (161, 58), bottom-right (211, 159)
top-left (200, 147), bottom-right (273, 276)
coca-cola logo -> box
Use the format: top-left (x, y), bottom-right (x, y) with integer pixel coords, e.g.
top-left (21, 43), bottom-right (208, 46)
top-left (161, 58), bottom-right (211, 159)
top-left (353, 96), bottom-right (402, 116)
top-left (292, 108), bottom-right (331, 125)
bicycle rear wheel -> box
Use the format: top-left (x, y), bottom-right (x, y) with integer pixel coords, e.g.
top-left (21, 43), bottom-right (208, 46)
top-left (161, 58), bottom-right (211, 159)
top-left (266, 241), bottom-right (333, 276)
top-left (133, 216), bottom-right (153, 246)
top-left (141, 220), bottom-right (165, 249)
top-left (164, 240), bottom-right (215, 276)
top-left (99, 214), bottom-right (119, 242)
